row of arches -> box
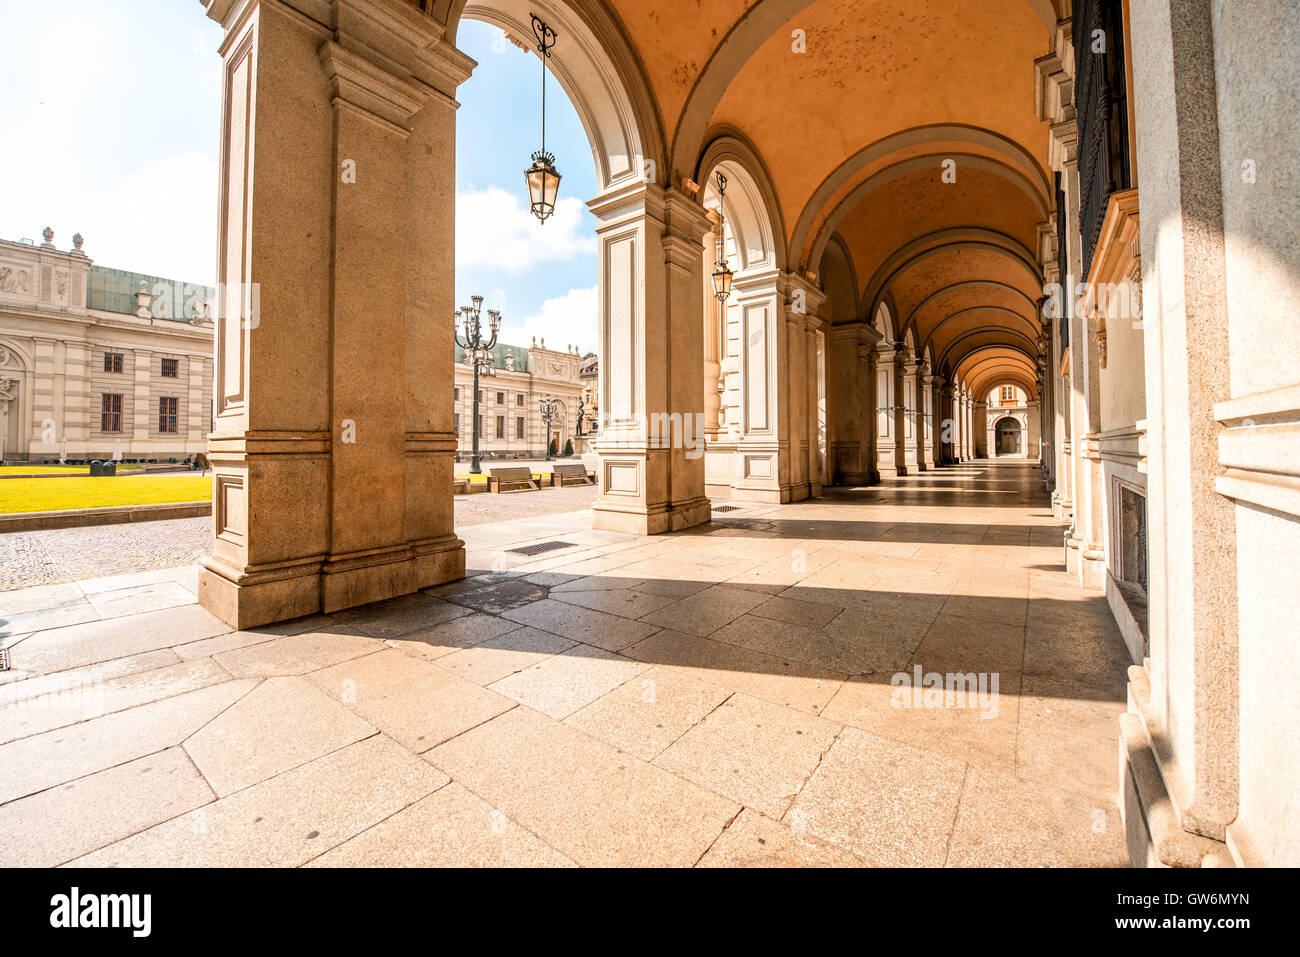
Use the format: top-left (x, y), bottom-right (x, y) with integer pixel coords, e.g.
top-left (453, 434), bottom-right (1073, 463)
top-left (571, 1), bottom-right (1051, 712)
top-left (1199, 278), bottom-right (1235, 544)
top-left (195, 0), bottom-right (1062, 626)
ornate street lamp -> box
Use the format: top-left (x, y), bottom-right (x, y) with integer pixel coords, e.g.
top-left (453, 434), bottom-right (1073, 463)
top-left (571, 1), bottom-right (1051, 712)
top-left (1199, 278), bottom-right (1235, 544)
top-left (711, 170), bottom-right (734, 303)
top-left (538, 395), bottom-right (561, 460)
top-left (454, 295), bottom-right (501, 475)
top-left (525, 15), bottom-right (561, 224)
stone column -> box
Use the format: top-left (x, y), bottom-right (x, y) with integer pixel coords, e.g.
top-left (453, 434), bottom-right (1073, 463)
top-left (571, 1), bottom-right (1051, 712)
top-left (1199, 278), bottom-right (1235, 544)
top-left (701, 209), bottom-right (723, 438)
top-left (785, 305), bottom-right (809, 501)
top-left (899, 357), bottom-right (920, 471)
top-left (863, 345), bottom-right (880, 482)
top-left (964, 391), bottom-right (975, 460)
top-left (806, 320), bottom-right (821, 495)
top-left (952, 389), bottom-right (961, 461)
top-left (1123, 0), bottom-right (1240, 854)
top-left (935, 382), bottom-right (950, 464)
top-left (875, 342), bottom-right (901, 476)
top-left (198, 0), bottom-right (471, 628)
top-left (830, 323), bottom-right (869, 485)
top-left (590, 183), bottom-right (711, 533)
top-left (921, 368), bottom-right (937, 469)
top-left (900, 358), bottom-right (921, 471)
top-left (1058, 149), bottom-right (1105, 588)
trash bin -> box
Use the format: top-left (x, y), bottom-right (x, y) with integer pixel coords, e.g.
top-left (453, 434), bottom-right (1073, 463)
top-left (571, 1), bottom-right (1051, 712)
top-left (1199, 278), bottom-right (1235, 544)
top-left (90, 460), bottom-right (103, 476)
top-left (103, 462), bottom-right (117, 476)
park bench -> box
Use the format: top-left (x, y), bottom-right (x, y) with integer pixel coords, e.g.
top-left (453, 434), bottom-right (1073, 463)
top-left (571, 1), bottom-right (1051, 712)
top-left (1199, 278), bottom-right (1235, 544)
top-left (488, 466), bottom-right (539, 493)
top-left (552, 462), bottom-right (594, 487)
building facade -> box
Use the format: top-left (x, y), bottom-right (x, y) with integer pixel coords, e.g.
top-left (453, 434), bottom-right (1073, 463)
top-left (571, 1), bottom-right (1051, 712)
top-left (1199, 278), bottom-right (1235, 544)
top-left (452, 339), bottom-right (588, 459)
top-left (0, 230), bottom-right (214, 463)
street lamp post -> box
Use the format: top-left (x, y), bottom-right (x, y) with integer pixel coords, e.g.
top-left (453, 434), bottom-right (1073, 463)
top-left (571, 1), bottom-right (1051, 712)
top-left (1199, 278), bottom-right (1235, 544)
top-left (454, 295), bottom-right (501, 475)
top-left (538, 395), bottom-right (560, 460)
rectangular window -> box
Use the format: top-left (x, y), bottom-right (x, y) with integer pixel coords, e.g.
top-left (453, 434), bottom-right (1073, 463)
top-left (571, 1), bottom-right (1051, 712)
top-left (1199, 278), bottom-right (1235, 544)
top-left (497, 391), bottom-right (505, 405)
top-left (516, 394), bottom-right (524, 407)
top-left (454, 387), bottom-right (460, 401)
top-left (100, 394), bottom-right (123, 432)
top-left (516, 417), bottom-right (525, 439)
top-left (158, 397), bottom-right (179, 433)
top-left (496, 416), bottom-right (505, 438)
top-left (161, 358), bottom-right (179, 378)
top-left (454, 413), bottom-right (460, 433)
top-left (103, 352), bottom-right (123, 374)
top-left (477, 415), bottom-right (482, 437)
top-left (1000, 385), bottom-right (1014, 404)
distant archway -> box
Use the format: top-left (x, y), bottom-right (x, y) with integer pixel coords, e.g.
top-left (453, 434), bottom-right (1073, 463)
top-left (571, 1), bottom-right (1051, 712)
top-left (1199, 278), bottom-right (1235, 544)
top-left (994, 415), bottom-right (1022, 456)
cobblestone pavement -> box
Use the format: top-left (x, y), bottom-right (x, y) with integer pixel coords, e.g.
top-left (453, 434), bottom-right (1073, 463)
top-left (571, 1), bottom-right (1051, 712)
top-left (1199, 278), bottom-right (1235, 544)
top-left (0, 519), bottom-right (212, 592)
top-left (454, 485), bottom-right (598, 528)
top-left (0, 487), bottom-right (600, 591)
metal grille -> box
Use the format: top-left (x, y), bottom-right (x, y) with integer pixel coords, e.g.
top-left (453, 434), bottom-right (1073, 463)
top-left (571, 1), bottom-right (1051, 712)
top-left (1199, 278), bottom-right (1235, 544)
top-left (505, 540), bottom-right (578, 556)
top-left (1074, 0), bottom-right (1132, 278)
top-left (0, 648), bottom-right (9, 672)
top-left (712, 505), bottom-right (742, 513)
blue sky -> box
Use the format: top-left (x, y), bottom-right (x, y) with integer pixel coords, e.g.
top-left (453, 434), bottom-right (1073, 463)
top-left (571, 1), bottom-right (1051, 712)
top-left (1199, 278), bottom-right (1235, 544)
top-left (0, 3), bottom-right (597, 353)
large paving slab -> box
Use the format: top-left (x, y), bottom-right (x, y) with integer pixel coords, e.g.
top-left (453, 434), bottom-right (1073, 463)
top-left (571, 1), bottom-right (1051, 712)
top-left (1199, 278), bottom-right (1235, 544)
top-left (307, 782), bottom-right (575, 868)
top-left (655, 693), bottom-right (841, 819)
top-left (183, 676), bottom-right (377, 796)
top-left (72, 735), bottom-right (446, 867)
top-left (308, 649), bottom-right (516, 752)
top-left (0, 679), bottom-right (256, 805)
top-left (486, 645), bottom-right (651, 719)
top-left (6, 604), bottom-right (232, 676)
top-left (427, 706), bottom-right (739, 867)
top-left (0, 747), bottom-right (214, 867)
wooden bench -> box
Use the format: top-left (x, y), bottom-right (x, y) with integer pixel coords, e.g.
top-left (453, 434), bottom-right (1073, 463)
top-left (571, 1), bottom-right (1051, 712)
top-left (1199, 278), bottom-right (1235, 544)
top-left (552, 462), bottom-right (595, 486)
top-left (488, 466), bottom-right (539, 493)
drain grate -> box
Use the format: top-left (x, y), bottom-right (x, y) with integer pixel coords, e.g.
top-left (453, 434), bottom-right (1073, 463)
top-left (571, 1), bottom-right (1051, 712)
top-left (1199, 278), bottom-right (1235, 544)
top-left (506, 540), bottom-right (579, 556)
top-left (713, 505), bottom-right (742, 513)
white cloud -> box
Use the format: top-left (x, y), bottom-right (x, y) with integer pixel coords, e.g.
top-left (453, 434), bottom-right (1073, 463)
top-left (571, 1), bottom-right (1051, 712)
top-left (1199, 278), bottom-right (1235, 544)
top-left (81, 151), bottom-right (219, 282)
top-left (497, 285), bottom-right (597, 354)
top-left (456, 185), bottom-right (593, 272)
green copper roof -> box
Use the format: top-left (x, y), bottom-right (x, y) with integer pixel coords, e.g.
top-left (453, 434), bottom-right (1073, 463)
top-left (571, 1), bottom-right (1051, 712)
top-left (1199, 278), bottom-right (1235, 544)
top-left (454, 341), bottom-right (530, 372)
top-left (86, 266), bottom-right (214, 321)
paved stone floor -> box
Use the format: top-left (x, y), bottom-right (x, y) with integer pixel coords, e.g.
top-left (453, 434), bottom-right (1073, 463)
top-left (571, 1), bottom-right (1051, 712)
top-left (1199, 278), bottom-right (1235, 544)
top-left (0, 461), bottom-right (1131, 867)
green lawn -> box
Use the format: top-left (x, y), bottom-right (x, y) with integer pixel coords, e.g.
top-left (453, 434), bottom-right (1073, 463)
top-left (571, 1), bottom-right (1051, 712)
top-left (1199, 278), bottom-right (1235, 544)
top-left (0, 476), bottom-right (212, 514)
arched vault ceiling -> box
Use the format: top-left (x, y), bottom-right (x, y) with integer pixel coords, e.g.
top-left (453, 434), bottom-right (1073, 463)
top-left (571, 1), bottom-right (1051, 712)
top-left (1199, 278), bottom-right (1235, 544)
top-left (957, 346), bottom-right (1039, 397)
top-left (601, 0), bottom-right (761, 139)
top-left (886, 246), bottom-right (1042, 329)
top-left (706, 0), bottom-right (1051, 245)
top-left (833, 166), bottom-right (1043, 294)
top-left (938, 324), bottom-right (1040, 373)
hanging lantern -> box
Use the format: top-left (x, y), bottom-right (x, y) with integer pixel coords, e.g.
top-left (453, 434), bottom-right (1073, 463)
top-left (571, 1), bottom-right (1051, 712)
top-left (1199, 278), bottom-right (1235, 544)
top-left (711, 171), bottom-right (734, 302)
top-left (526, 15), bottom-right (561, 224)
top-left (526, 150), bottom-right (561, 224)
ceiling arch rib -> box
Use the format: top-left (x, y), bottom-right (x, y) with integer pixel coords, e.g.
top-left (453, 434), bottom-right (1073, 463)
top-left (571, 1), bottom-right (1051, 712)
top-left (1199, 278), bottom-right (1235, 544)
top-left (861, 229), bottom-right (1041, 321)
top-left (903, 281), bottom-right (1038, 353)
top-left (805, 152), bottom-right (1050, 273)
top-left (937, 325), bottom-right (1040, 374)
top-left (790, 124), bottom-right (1052, 271)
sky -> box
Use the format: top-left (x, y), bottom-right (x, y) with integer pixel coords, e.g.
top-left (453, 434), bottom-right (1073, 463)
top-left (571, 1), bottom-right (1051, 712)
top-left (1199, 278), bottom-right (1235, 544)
top-left (0, 4), bottom-right (597, 355)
